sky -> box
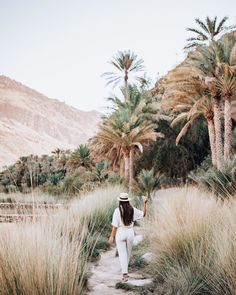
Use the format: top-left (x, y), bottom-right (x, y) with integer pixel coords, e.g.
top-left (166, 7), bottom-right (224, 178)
top-left (0, 0), bottom-right (236, 112)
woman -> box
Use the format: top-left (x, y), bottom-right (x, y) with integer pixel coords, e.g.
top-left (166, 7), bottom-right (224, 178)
top-left (108, 192), bottom-right (148, 281)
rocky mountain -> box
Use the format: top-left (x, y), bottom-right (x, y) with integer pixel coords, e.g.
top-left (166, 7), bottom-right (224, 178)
top-left (0, 75), bottom-right (101, 167)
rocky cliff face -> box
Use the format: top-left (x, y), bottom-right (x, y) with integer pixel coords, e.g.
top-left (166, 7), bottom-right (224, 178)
top-left (0, 76), bottom-right (101, 167)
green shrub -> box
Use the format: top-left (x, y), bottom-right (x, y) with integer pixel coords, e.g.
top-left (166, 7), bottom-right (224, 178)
top-left (62, 174), bottom-right (84, 195)
top-left (137, 168), bottom-right (164, 198)
top-left (189, 156), bottom-right (236, 199)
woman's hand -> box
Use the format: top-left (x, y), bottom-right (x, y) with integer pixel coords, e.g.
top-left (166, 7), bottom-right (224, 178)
top-left (143, 196), bottom-right (148, 204)
top-left (108, 236), bottom-right (114, 244)
top-left (143, 196), bottom-right (148, 217)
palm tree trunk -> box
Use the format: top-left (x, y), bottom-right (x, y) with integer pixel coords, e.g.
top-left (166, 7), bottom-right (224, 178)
top-left (224, 97), bottom-right (232, 162)
top-left (119, 158), bottom-right (124, 177)
top-left (124, 154), bottom-right (129, 183)
top-left (124, 70), bottom-right (128, 102)
top-left (129, 148), bottom-right (134, 192)
top-left (207, 118), bottom-right (217, 167)
top-left (213, 98), bottom-right (223, 170)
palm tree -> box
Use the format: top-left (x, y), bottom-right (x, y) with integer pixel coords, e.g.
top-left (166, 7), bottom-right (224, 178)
top-left (166, 78), bottom-right (217, 167)
top-left (212, 37), bottom-right (236, 161)
top-left (137, 168), bottom-right (163, 198)
top-left (67, 144), bottom-right (91, 169)
top-left (186, 36), bottom-right (236, 169)
top-left (215, 72), bottom-right (236, 161)
top-left (102, 50), bottom-right (145, 101)
top-left (91, 109), bottom-right (159, 191)
top-left (185, 16), bottom-right (230, 49)
top-left (52, 148), bottom-right (63, 159)
top-left (92, 84), bottom-right (160, 172)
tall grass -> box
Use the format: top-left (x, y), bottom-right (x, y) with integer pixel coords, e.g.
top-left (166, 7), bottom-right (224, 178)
top-left (0, 191), bottom-right (63, 204)
top-left (0, 185), bottom-right (123, 295)
top-left (147, 188), bottom-right (236, 295)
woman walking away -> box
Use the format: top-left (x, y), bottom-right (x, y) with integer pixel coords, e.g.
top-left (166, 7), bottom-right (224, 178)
top-left (108, 192), bottom-right (148, 281)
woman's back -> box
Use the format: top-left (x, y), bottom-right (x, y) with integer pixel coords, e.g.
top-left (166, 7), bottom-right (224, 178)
top-left (112, 207), bottom-right (144, 228)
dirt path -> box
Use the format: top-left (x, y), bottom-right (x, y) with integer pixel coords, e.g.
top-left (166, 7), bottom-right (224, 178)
top-left (87, 231), bottom-right (146, 295)
top-left (87, 246), bottom-right (134, 295)
top-left (86, 186), bottom-right (187, 295)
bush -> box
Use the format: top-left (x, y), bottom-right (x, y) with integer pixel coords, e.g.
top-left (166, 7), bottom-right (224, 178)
top-left (189, 156), bottom-right (236, 199)
top-left (62, 174), bottom-right (84, 195)
top-left (147, 187), bottom-right (236, 294)
top-left (137, 168), bottom-right (164, 198)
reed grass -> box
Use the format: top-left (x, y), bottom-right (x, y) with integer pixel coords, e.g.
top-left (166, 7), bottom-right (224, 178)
top-left (0, 185), bottom-right (123, 295)
top-left (147, 187), bottom-right (236, 294)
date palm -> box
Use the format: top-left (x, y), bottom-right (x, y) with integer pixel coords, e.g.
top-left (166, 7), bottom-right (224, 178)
top-left (163, 77), bottom-right (217, 167)
top-left (91, 109), bottom-right (158, 191)
top-left (107, 84), bottom-right (158, 120)
top-left (215, 72), bottom-right (236, 161)
top-left (102, 50), bottom-right (145, 101)
top-left (137, 168), bottom-right (163, 198)
top-left (185, 16), bottom-right (230, 49)
top-left (51, 148), bottom-right (63, 159)
top-left (67, 144), bottom-right (91, 169)
top-left (187, 35), bottom-right (236, 168)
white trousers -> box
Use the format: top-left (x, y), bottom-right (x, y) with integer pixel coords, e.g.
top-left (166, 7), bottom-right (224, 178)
top-left (116, 227), bottom-right (135, 274)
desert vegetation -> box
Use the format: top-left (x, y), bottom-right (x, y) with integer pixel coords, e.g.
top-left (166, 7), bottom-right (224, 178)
top-left (0, 14), bottom-right (236, 295)
top-left (0, 185), bottom-right (122, 294)
top-left (147, 187), bottom-right (236, 294)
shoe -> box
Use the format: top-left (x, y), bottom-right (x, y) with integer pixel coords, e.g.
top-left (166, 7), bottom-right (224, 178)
top-left (122, 274), bottom-right (129, 282)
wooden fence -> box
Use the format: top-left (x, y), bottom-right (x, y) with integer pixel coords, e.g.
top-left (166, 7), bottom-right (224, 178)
top-left (0, 203), bottom-right (63, 223)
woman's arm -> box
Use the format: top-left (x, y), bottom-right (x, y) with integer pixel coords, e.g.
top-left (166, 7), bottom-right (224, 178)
top-left (143, 197), bottom-right (148, 217)
top-left (108, 226), bottom-right (117, 244)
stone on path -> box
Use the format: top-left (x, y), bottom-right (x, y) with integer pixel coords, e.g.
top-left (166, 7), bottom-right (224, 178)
top-left (141, 252), bottom-right (155, 263)
top-left (126, 278), bottom-right (153, 287)
top-left (133, 234), bottom-right (143, 246)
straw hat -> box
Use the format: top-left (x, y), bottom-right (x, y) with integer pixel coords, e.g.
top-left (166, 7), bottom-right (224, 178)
top-left (117, 192), bottom-right (132, 202)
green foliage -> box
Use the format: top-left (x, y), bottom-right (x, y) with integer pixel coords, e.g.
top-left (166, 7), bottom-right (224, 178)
top-left (0, 145), bottom-right (115, 196)
top-left (189, 155), bottom-right (236, 199)
top-left (62, 174), bottom-right (83, 195)
top-left (185, 16), bottom-right (232, 49)
top-left (102, 50), bottom-right (145, 87)
top-left (137, 168), bottom-right (163, 197)
top-left (107, 171), bottom-right (123, 184)
top-left (93, 160), bottom-right (109, 182)
top-left (49, 171), bottom-right (64, 185)
top-left (68, 144), bottom-right (91, 169)
top-left (135, 118), bottom-right (210, 183)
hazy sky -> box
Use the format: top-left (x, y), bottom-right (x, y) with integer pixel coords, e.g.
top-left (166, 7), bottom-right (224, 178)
top-left (0, 0), bottom-right (236, 112)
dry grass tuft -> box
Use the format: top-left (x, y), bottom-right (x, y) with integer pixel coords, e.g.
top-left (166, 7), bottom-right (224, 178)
top-left (148, 187), bottom-right (236, 294)
top-left (0, 185), bottom-right (123, 295)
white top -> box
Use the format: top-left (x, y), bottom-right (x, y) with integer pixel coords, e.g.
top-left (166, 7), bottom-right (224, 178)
top-left (111, 207), bottom-right (144, 228)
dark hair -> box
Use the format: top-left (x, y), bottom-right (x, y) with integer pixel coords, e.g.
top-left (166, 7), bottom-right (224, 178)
top-left (119, 201), bottom-right (134, 226)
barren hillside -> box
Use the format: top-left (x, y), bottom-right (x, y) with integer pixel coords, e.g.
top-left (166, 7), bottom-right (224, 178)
top-left (0, 76), bottom-right (101, 167)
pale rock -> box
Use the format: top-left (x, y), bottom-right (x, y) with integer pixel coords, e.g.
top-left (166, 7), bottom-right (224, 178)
top-left (127, 278), bottom-right (153, 287)
top-left (141, 252), bottom-right (155, 263)
top-left (133, 234), bottom-right (143, 246)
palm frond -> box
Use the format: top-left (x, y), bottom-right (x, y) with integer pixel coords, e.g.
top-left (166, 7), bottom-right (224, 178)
top-left (196, 18), bottom-right (210, 34)
top-left (186, 28), bottom-right (208, 40)
top-left (216, 16), bottom-right (228, 34)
